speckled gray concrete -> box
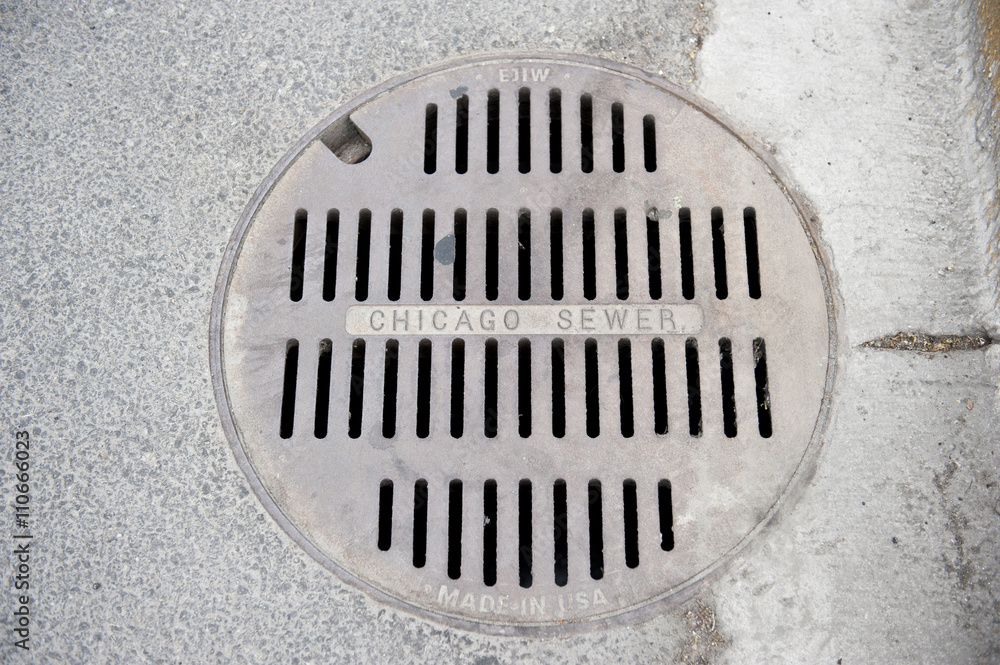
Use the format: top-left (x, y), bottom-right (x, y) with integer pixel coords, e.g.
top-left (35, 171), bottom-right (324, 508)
top-left (1, 0), bottom-right (997, 664)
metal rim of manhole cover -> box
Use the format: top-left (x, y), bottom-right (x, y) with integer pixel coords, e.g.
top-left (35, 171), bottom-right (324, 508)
top-left (210, 52), bottom-right (837, 636)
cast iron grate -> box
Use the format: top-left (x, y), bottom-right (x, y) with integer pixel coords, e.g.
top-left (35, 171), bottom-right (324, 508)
top-left (211, 54), bottom-right (834, 635)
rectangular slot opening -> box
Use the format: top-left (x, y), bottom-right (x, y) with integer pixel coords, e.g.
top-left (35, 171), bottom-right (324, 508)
top-left (618, 339), bottom-right (634, 438)
top-left (643, 114), bottom-right (657, 172)
top-left (486, 209), bottom-right (499, 301)
top-left (348, 339), bottom-right (366, 439)
top-left (518, 87), bottom-right (531, 174)
top-left (614, 207), bottom-right (630, 300)
top-left (551, 339), bottom-right (566, 438)
top-left (679, 207), bottom-right (694, 300)
top-left (484, 338), bottom-right (498, 438)
top-left (382, 339), bottom-right (399, 438)
top-left (413, 479), bottom-right (428, 568)
top-left (651, 338), bottom-right (669, 435)
top-left (280, 339), bottom-right (299, 439)
top-left (744, 207), bottom-right (762, 299)
top-left (553, 479), bottom-right (568, 586)
top-left (754, 338), bottom-right (773, 438)
top-left (582, 208), bottom-right (596, 300)
top-left (355, 209), bottom-right (372, 302)
top-left (518, 338), bottom-right (532, 438)
top-left (448, 479), bottom-right (463, 580)
top-left (450, 339), bottom-right (465, 439)
top-left (290, 209), bottom-right (307, 302)
top-left (518, 209), bottom-right (531, 301)
top-left (421, 209), bottom-right (435, 301)
top-left (453, 209), bottom-right (467, 301)
top-left (550, 208), bottom-right (564, 300)
top-left (416, 339), bottom-right (432, 439)
top-left (487, 89), bottom-right (500, 174)
top-left (646, 210), bottom-right (662, 300)
top-left (314, 339), bottom-right (332, 439)
top-left (519, 479), bottom-right (533, 588)
top-left (483, 479), bottom-right (498, 586)
top-left (585, 338), bottom-right (600, 438)
top-left (423, 103), bottom-right (437, 174)
top-left (378, 479), bottom-right (393, 552)
top-left (658, 479), bottom-right (674, 551)
top-left (685, 338), bottom-right (702, 437)
top-left (455, 94), bottom-right (469, 174)
top-left (387, 209), bottom-right (403, 301)
top-left (623, 479), bottom-right (639, 568)
top-left (549, 89), bottom-right (562, 173)
top-left (322, 209), bottom-right (339, 302)
top-left (580, 93), bottom-right (594, 173)
top-left (711, 207), bottom-right (729, 300)
top-left (611, 101), bottom-right (625, 173)
top-left (588, 479), bottom-right (604, 580)
top-left (719, 338), bottom-right (737, 438)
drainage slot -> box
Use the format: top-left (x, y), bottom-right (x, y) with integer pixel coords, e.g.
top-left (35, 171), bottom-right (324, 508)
top-left (455, 94), bottom-right (469, 174)
top-left (585, 338), bottom-right (600, 438)
top-left (553, 479), bottom-right (568, 586)
top-left (314, 339), bottom-right (332, 439)
top-left (679, 207), bottom-right (694, 300)
top-left (348, 339), bottom-right (366, 439)
top-left (618, 339), bottom-right (635, 438)
top-left (550, 209), bottom-right (564, 300)
top-left (280, 340), bottom-right (299, 439)
top-left (588, 479), bottom-right (604, 580)
top-left (487, 89), bottom-right (500, 174)
top-left (450, 339), bottom-right (465, 438)
top-left (582, 208), bottom-right (597, 300)
top-left (421, 210), bottom-right (435, 301)
top-left (483, 479), bottom-right (498, 586)
top-left (519, 479), bottom-right (533, 588)
top-left (484, 338), bottom-right (498, 438)
top-left (448, 479), bottom-right (463, 580)
top-left (551, 339), bottom-right (566, 438)
top-left (518, 209), bottom-right (531, 301)
top-left (719, 338), bottom-right (737, 438)
top-left (355, 209), bottom-right (372, 302)
top-left (518, 338), bottom-right (532, 438)
top-left (453, 209), bottom-right (467, 301)
top-left (658, 479), bottom-right (674, 551)
top-left (614, 208), bottom-right (630, 300)
top-left (744, 207), bottom-right (762, 299)
top-left (290, 209), bottom-right (307, 302)
top-left (651, 338), bottom-right (669, 435)
top-left (643, 114), bottom-right (657, 172)
top-left (646, 210), bottom-right (662, 300)
top-left (518, 87), bottom-right (531, 174)
top-left (387, 209), bottom-right (403, 301)
top-left (623, 479), bottom-right (639, 568)
top-left (413, 479), bottom-right (428, 568)
top-left (416, 339), bottom-right (432, 438)
top-left (549, 89), bottom-right (562, 173)
top-left (486, 209), bottom-right (499, 301)
top-left (378, 479), bottom-right (393, 552)
top-left (754, 338), bottom-right (773, 438)
top-left (323, 209), bottom-right (339, 302)
top-left (580, 93), bottom-right (594, 173)
top-left (382, 339), bottom-right (399, 438)
top-left (611, 102), bottom-right (625, 173)
top-left (685, 338), bottom-right (702, 437)
top-left (711, 207), bottom-right (729, 300)
top-left (424, 103), bottom-right (438, 174)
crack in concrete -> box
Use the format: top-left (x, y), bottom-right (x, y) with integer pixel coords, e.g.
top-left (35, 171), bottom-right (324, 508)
top-left (859, 332), bottom-right (992, 351)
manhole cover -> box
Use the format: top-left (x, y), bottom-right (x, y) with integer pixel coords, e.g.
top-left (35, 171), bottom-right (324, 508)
top-left (211, 54), bottom-right (835, 635)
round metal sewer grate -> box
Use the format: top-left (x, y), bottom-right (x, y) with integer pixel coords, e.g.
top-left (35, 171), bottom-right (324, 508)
top-left (211, 54), bottom-right (836, 635)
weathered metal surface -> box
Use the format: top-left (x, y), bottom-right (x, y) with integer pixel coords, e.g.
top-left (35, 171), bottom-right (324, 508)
top-left (210, 53), bottom-right (835, 635)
